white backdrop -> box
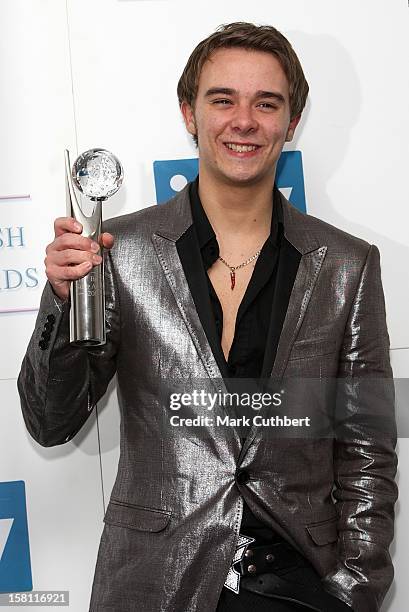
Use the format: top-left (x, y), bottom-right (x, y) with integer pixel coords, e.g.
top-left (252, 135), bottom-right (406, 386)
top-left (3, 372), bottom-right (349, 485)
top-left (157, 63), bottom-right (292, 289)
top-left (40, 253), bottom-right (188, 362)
top-left (1, 1), bottom-right (408, 610)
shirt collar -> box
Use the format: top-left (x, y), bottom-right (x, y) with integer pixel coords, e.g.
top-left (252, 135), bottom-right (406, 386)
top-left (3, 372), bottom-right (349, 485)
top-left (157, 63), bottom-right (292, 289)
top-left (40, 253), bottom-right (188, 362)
top-left (188, 176), bottom-right (283, 255)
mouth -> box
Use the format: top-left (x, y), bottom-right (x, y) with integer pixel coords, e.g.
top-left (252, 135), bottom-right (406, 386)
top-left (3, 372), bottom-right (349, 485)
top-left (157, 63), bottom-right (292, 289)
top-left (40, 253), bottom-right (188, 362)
top-left (223, 142), bottom-right (262, 157)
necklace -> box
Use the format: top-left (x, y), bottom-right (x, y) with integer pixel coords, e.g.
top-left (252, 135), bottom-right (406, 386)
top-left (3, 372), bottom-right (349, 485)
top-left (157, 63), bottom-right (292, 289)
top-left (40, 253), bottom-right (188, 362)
top-left (218, 250), bottom-right (261, 290)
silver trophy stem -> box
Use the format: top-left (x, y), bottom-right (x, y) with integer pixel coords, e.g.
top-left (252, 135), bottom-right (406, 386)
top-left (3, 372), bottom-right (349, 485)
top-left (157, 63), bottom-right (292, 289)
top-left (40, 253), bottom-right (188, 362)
top-left (65, 150), bottom-right (106, 346)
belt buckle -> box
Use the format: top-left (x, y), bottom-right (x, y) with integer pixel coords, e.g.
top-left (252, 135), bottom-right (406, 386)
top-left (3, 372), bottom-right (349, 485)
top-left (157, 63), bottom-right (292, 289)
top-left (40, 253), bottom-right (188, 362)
top-left (223, 534), bottom-right (255, 595)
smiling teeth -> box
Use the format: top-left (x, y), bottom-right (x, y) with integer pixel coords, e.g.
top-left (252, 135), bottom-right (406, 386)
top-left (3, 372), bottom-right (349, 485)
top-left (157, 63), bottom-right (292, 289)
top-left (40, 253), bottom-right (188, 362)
top-left (226, 143), bottom-right (257, 152)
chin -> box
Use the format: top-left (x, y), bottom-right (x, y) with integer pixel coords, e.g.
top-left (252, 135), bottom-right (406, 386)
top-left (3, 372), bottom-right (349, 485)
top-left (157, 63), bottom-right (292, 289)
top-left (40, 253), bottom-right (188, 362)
top-left (220, 169), bottom-right (268, 187)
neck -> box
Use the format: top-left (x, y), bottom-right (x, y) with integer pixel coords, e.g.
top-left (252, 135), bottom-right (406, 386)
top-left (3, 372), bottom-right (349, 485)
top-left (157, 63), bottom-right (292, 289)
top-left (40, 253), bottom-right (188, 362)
top-left (197, 170), bottom-right (275, 239)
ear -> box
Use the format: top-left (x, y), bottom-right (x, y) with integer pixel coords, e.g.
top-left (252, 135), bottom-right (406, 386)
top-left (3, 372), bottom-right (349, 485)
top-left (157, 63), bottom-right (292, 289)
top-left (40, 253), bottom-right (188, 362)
top-left (285, 113), bottom-right (302, 142)
top-left (180, 101), bottom-right (197, 136)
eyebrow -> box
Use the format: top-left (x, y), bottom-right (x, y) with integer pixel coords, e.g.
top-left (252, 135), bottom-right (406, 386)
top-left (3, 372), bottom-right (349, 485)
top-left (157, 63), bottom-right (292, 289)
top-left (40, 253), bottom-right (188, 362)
top-left (204, 87), bottom-right (286, 104)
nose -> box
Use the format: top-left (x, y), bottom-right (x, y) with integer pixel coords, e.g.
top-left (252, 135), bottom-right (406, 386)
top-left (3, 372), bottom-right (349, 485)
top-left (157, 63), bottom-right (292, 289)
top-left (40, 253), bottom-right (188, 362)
top-left (230, 103), bottom-right (258, 133)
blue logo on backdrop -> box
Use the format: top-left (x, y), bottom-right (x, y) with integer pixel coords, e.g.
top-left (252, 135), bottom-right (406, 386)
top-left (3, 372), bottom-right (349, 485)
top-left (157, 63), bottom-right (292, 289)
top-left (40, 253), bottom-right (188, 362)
top-left (153, 151), bottom-right (306, 212)
top-left (0, 481), bottom-right (32, 593)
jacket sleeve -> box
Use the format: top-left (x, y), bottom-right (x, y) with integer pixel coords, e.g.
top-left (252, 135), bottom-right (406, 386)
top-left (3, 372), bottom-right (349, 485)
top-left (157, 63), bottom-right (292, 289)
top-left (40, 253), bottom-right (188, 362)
top-left (322, 245), bottom-right (398, 612)
top-left (17, 249), bottom-right (120, 447)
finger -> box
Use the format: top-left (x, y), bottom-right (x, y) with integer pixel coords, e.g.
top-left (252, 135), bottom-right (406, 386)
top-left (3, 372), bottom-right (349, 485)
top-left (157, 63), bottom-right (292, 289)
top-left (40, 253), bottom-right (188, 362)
top-left (48, 249), bottom-right (102, 268)
top-left (46, 260), bottom-right (93, 283)
top-left (54, 217), bottom-right (83, 238)
top-left (48, 233), bottom-right (100, 254)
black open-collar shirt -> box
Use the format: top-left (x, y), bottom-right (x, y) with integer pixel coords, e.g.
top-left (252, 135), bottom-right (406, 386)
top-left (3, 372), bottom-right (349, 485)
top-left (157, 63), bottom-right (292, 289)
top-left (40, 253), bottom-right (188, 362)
top-left (190, 177), bottom-right (283, 380)
top-left (177, 176), bottom-right (298, 382)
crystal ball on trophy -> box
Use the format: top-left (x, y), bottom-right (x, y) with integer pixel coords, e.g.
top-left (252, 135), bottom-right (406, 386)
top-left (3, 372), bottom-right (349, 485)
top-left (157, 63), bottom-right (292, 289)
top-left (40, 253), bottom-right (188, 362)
top-left (72, 148), bottom-right (123, 200)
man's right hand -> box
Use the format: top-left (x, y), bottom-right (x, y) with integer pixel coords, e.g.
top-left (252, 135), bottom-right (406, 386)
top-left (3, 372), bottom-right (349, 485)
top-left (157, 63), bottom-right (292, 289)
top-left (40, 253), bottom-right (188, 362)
top-left (45, 217), bottom-right (114, 301)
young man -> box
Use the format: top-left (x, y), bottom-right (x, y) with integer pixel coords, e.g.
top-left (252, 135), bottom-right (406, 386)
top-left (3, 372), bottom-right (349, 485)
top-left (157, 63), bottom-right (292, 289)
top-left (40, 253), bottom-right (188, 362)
top-left (18, 23), bottom-right (397, 612)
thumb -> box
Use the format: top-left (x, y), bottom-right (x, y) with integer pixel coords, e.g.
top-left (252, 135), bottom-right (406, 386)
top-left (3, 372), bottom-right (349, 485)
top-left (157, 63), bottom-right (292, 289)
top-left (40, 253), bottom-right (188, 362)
top-left (100, 232), bottom-right (114, 250)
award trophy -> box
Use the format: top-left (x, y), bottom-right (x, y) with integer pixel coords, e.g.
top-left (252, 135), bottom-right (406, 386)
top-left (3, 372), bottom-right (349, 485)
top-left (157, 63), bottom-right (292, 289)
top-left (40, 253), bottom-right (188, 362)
top-left (65, 148), bottom-right (123, 346)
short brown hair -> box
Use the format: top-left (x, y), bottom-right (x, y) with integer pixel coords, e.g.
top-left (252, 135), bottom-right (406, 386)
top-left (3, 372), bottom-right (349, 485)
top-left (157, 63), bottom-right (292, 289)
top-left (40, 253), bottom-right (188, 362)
top-left (177, 22), bottom-right (309, 121)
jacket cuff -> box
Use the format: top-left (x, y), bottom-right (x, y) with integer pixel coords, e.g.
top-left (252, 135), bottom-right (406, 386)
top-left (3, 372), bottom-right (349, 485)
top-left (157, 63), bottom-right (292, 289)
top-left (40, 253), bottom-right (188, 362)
top-left (35, 282), bottom-right (70, 352)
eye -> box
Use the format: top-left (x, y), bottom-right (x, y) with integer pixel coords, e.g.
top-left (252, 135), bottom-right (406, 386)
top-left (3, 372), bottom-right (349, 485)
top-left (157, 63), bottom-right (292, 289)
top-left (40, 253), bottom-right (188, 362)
top-left (257, 102), bottom-right (278, 110)
top-left (212, 99), bottom-right (232, 105)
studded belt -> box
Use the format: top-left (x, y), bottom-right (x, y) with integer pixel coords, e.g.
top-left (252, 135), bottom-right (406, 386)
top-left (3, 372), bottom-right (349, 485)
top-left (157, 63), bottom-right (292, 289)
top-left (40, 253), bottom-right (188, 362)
top-left (223, 535), bottom-right (306, 595)
top-left (239, 541), bottom-right (306, 577)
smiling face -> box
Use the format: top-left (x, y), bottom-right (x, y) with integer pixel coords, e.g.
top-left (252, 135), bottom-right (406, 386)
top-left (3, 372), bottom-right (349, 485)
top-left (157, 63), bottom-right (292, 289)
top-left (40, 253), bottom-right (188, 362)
top-left (181, 47), bottom-right (301, 190)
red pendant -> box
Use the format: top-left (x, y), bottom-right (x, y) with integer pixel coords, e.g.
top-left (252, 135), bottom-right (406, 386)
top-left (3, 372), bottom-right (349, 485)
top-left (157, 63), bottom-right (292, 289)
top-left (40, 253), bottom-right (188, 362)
top-left (230, 271), bottom-right (235, 290)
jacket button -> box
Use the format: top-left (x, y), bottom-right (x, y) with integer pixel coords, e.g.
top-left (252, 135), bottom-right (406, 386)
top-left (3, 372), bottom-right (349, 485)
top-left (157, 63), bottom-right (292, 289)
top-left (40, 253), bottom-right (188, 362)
top-left (39, 340), bottom-right (48, 350)
top-left (247, 564), bottom-right (257, 574)
top-left (236, 469), bottom-right (250, 485)
top-left (41, 331), bottom-right (51, 340)
top-left (47, 314), bottom-right (56, 323)
top-left (44, 322), bottom-right (53, 332)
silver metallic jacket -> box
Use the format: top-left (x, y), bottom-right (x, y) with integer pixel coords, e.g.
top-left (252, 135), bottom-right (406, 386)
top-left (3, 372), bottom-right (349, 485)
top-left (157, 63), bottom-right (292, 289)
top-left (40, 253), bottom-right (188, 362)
top-left (18, 186), bottom-right (398, 612)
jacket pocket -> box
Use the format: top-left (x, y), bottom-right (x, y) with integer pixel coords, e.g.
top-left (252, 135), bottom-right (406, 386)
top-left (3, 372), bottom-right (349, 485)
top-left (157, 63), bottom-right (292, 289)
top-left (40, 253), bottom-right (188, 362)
top-left (306, 516), bottom-right (338, 545)
top-left (289, 338), bottom-right (337, 361)
top-left (104, 499), bottom-right (171, 532)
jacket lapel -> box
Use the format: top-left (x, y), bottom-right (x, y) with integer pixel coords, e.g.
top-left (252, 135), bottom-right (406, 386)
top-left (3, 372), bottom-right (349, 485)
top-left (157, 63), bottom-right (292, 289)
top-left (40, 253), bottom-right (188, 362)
top-left (271, 246), bottom-right (327, 379)
top-left (239, 194), bottom-right (328, 458)
top-left (151, 186), bottom-right (226, 384)
top-left (271, 193), bottom-right (328, 378)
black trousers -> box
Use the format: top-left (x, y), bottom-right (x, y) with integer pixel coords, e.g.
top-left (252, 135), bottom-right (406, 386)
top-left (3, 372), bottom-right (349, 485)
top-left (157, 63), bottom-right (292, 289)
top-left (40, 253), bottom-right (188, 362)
top-left (216, 561), bottom-right (352, 612)
top-left (217, 587), bottom-right (316, 611)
